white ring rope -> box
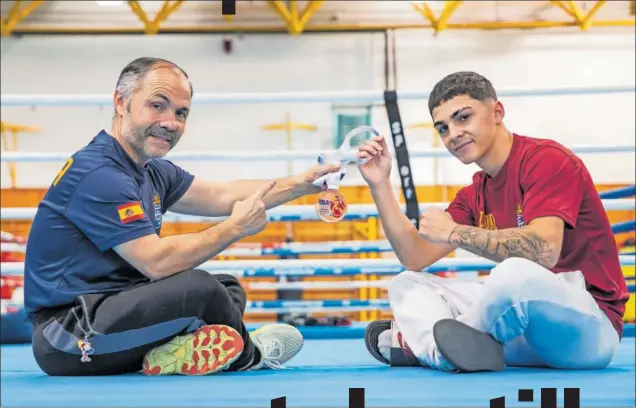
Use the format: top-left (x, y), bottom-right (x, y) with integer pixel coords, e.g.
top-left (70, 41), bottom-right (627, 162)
top-left (0, 298), bottom-right (389, 315)
top-left (0, 243), bottom-right (25, 252)
top-left (2, 255), bottom-right (634, 277)
top-left (248, 280), bottom-right (393, 290)
top-left (3, 254), bottom-right (634, 313)
top-left (246, 307), bottom-right (387, 314)
top-left (1, 240), bottom-right (394, 256)
top-left (1, 85), bottom-right (634, 107)
top-left (246, 300), bottom-right (391, 314)
top-left (1, 145), bottom-right (634, 163)
top-left (2, 199), bottom-right (634, 223)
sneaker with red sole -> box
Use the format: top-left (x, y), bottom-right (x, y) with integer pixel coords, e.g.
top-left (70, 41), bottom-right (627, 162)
top-left (143, 324), bottom-right (244, 376)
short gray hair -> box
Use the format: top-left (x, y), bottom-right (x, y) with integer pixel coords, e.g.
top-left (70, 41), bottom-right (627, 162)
top-left (428, 71), bottom-right (497, 115)
top-left (113, 57), bottom-right (193, 116)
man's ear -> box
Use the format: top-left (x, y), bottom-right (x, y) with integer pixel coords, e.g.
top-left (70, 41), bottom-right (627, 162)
top-left (113, 91), bottom-right (128, 117)
top-left (493, 100), bottom-right (505, 125)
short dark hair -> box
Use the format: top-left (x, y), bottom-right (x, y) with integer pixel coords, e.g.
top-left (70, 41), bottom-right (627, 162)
top-left (428, 71), bottom-right (497, 115)
top-left (115, 57), bottom-right (194, 102)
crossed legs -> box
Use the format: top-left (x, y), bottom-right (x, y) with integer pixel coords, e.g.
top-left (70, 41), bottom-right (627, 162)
top-left (387, 258), bottom-right (620, 371)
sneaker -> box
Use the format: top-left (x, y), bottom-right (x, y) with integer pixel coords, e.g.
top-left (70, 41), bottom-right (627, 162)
top-left (249, 323), bottom-right (304, 370)
top-left (143, 324), bottom-right (244, 375)
top-left (364, 320), bottom-right (392, 365)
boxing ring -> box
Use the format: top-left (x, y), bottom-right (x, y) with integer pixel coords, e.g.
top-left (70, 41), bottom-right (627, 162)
top-left (2, 87), bottom-right (636, 407)
top-left (2, 198), bottom-right (635, 407)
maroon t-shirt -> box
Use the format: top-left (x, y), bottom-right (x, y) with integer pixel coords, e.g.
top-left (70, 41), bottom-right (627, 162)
top-left (446, 134), bottom-right (628, 337)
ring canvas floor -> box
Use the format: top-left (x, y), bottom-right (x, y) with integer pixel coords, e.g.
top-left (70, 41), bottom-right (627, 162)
top-left (2, 337), bottom-right (634, 407)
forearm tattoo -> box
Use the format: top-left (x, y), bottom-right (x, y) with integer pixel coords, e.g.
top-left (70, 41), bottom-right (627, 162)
top-left (449, 225), bottom-right (554, 266)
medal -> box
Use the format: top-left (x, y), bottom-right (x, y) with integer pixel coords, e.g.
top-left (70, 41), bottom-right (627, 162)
top-left (316, 188), bottom-right (348, 222)
top-left (313, 125), bottom-right (380, 223)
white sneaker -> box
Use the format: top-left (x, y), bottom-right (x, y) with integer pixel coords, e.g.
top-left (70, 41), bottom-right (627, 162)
top-left (249, 323), bottom-right (304, 370)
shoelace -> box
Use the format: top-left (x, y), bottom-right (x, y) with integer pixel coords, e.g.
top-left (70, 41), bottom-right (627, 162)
top-left (261, 338), bottom-right (289, 370)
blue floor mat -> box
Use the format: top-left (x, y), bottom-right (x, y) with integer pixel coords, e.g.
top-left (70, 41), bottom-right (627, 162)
top-left (2, 338), bottom-right (634, 407)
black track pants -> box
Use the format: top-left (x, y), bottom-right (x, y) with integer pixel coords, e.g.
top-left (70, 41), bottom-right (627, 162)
top-left (32, 270), bottom-right (258, 376)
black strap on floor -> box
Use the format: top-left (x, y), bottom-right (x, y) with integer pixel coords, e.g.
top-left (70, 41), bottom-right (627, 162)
top-left (383, 90), bottom-right (420, 229)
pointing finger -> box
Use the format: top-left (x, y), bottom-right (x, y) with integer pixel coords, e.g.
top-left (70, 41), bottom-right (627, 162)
top-left (253, 180), bottom-right (277, 199)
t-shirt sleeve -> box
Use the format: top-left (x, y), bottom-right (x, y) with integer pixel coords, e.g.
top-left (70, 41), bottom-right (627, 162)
top-left (148, 159), bottom-right (195, 213)
top-left (520, 146), bottom-right (584, 228)
top-left (445, 186), bottom-right (476, 226)
top-left (65, 166), bottom-right (157, 251)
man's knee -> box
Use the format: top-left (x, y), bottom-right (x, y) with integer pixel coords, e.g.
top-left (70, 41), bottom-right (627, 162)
top-left (212, 273), bottom-right (245, 294)
top-left (485, 258), bottom-right (556, 301)
top-left (490, 258), bottom-right (554, 283)
top-left (179, 269), bottom-right (230, 302)
top-left (387, 271), bottom-right (447, 311)
top-left (388, 271), bottom-right (424, 300)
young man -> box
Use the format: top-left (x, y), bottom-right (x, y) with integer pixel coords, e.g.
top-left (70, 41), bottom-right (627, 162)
top-left (24, 57), bottom-right (340, 376)
top-left (358, 71), bottom-right (628, 372)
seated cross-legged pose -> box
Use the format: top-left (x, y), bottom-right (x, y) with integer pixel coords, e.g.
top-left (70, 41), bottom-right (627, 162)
top-left (24, 57), bottom-right (340, 376)
top-left (357, 71), bottom-right (628, 372)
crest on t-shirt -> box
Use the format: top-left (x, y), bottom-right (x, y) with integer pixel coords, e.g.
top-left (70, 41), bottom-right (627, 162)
top-left (153, 194), bottom-right (162, 231)
top-left (516, 204), bottom-right (525, 227)
top-left (478, 211), bottom-right (497, 230)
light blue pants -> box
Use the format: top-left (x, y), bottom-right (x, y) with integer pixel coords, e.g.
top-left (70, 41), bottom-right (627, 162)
top-left (388, 257), bottom-right (620, 371)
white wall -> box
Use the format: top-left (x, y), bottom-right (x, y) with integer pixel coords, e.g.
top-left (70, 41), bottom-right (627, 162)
top-left (1, 28), bottom-right (634, 189)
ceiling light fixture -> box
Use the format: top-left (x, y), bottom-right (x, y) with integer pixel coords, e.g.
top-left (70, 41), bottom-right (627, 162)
top-left (96, 1), bottom-right (124, 6)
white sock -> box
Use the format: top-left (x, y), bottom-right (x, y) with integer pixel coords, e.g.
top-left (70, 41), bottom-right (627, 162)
top-left (378, 329), bottom-right (392, 362)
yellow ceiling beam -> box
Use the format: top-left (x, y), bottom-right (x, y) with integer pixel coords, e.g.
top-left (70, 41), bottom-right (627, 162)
top-left (267, 0), bottom-right (295, 33)
top-left (576, 0), bottom-right (607, 31)
top-left (5, 10), bottom-right (634, 36)
top-left (566, 0), bottom-right (588, 22)
top-left (128, 1), bottom-right (152, 30)
top-left (437, 1), bottom-right (462, 32)
top-left (551, 0), bottom-right (609, 31)
top-left (153, 0), bottom-right (185, 33)
top-left (6, 1), bottom-right (24, 25)
top-left (412, 3), bottom-right (437, 26)
top-left (9, 20), bottom-right (634, 35)
top-left (1, 0), bottom-right (44, 37)
top-left (267, 0), bottom-right (325, 35)
top-left (550, 1), bottom-right (578, 19)
top-left (127, 0), bottom-right (184, 35)
top-left (297, 0), bottom-right (324, 31)
top-left (290, 0), bottom-right (300, 26)
top-left (412, 1), bottom-right (463, 34)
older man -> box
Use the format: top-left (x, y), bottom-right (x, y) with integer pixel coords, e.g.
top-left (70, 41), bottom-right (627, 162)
top-left (25, 57), bottom-right (339, 376)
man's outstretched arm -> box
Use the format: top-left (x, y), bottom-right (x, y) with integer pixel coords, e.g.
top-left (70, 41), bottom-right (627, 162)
top-left (168, 163), bottom-right (340, 217)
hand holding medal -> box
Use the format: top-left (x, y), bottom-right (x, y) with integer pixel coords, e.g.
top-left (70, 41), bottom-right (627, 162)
top-left (313, 126), bottom-right (382, 223)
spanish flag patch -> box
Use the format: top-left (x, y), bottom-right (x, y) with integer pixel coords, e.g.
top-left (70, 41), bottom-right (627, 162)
top-left (117, 202), bottom-right (145, 224)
